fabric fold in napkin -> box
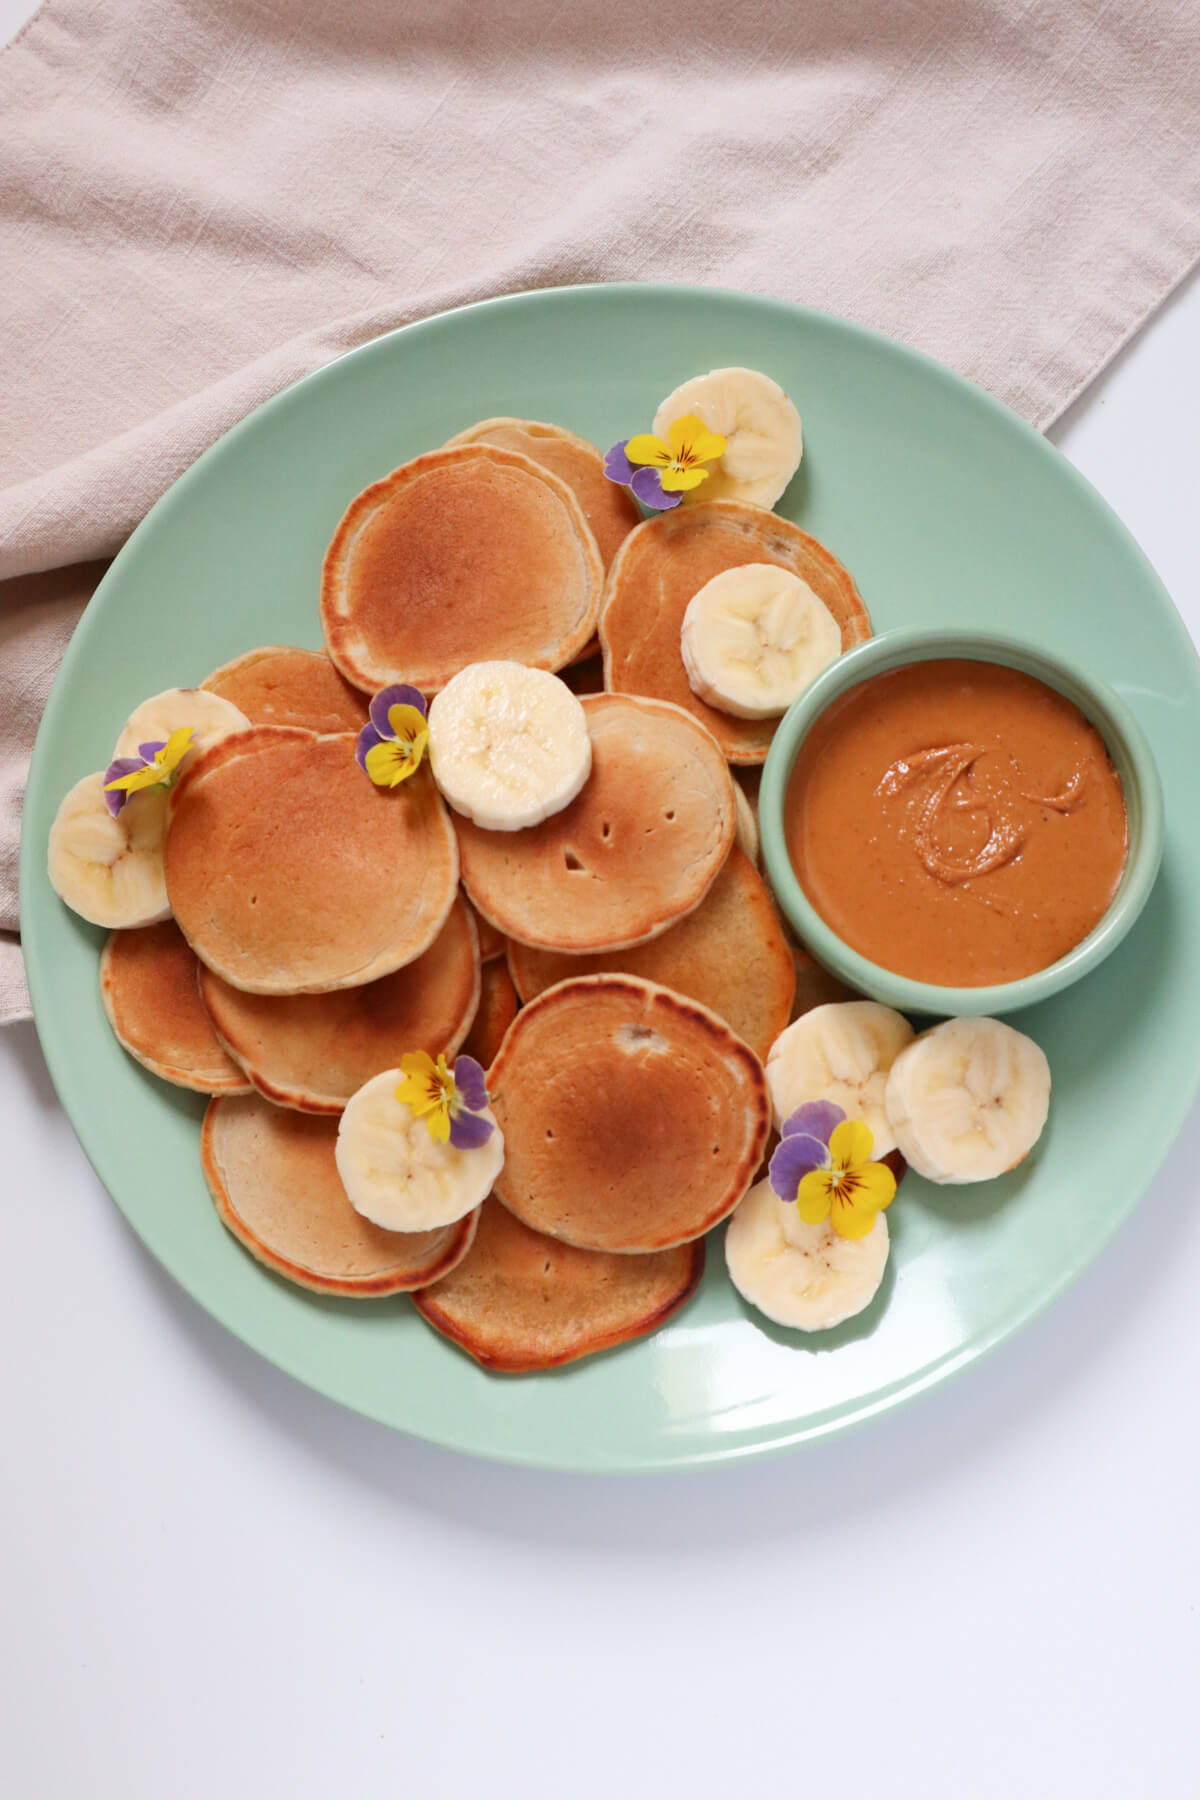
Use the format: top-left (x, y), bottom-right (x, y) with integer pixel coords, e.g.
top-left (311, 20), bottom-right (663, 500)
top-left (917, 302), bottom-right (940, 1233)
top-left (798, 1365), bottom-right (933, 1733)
top-left (4, 0), bottom-right (1200, 1022)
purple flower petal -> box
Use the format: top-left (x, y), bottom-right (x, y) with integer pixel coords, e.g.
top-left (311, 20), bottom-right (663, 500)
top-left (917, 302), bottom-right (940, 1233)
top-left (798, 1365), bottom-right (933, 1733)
top-left (101, 756), bottom-right (146, 817)
top-left (603, 440), bottom-right (637, 486)
top-left (630, 465), bottom-right (682, 511)
top-left (136, 739), bottom-right (167, 766)
top-left (781, 1100), bottom-right (845, 1146)
top-left (768, 1132), bottom-right (830, 1202)
top-left (453, 1055), bottom-right (489, 1113)
top-left (449, 1109), bottom-right (495, 1150)
top-left (355, 721), bottom-right (385, 773)
top-left (369, 684), bottom-right (427, 735)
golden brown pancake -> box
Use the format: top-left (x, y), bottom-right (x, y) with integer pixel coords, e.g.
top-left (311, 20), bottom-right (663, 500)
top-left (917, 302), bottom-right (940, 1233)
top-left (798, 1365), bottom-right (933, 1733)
top-left (459, 957), bottom-right (519, 1070)
top-left (600, 500), bottom-right (871, 763)
top-left (100, 921), bottom-right (250, 1094)
top-left (321, 444), bottom-right (603, 694)
top-left (442, 419), bottom-right (640, 568)
top-left (201, 645), bottom-right (368, 733)
top-left (461, 892), bottom-right (506, 963)
top-left (456, 693), bottom-right (736, 954)
top-left (202, 1096), bottom-right (477, 1297)
top-left (198, 897), bottom-right (480, 1112)
top-left (507, 847), bottom-right (793, 1062)
top-left (489, 975), bottom-right (770, 1252)
top-left (166, 726), bottom-right (458, 994)
top-left (414, 1198), bottom-right (703, 1372)
top-left (790, 947), bottom-right (856, 1019)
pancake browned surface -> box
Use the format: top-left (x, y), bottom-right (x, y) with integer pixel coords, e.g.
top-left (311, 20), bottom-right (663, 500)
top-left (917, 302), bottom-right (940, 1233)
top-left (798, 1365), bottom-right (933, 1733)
top-left (601, 500), bottom-right (871, 764)
top-left (100, 922), bottom-right (250, 1094)
top-left (199, 898), bottom-right (480, 1113)
top-left (456, 693), bottom-right (736, 954)
top-left (442, 419), bottom-right (639, 568)
top-left (202, 645), bottom-right (368, 733)
top-left (166, 726), bottom-right (458, 994)
top-left (461, 892), bottom-right (506, 963)
top-left (202, 1096), bottom-right (476, 1297)
top-left (321, 444), bottom-right (603, 694)
top-left (508, 847), bottom-right (793, 1062)
top-left (460, 958), bottom-right (519, 1070)
top-left (489, 975), bottom-right (770, 1252)
top-left (415, 1198), bottom-right (703, 1372)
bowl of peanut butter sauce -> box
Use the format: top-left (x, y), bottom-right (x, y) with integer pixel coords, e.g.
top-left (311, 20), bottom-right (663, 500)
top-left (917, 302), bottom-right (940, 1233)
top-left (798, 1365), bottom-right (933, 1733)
top-left (759, 629), bottom-right (1164, 1016)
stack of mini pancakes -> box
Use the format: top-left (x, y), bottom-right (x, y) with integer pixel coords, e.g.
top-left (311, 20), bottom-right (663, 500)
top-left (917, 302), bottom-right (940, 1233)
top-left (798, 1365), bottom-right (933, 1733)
top-left (82, 412), bottom-right (873, 1373)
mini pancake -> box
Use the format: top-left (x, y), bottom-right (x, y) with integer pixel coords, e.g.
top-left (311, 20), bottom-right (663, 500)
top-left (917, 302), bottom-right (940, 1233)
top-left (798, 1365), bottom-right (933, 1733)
top-left (489, 974), bottom-right (770, 1252)
top-left (100, 921), bottom-right (250, 1094)
top-left (790, 947), bottom-right (856, 1019)
top-left (442, 419), bottom-right (640, 568)
top-left (201, 645), bottom-right (368, 733)
top-left (456, 693), bottom-right (736, 954)
top-left (166, 726), bottom-right (458, 994)
top-left (321, 443), bottom-right (603, 694)
top-left (414, 1198), bottom-right (703, 1372)
top-left (461, 892), bottom-right (506, 963)
top-left (202, 1096), bottom-right (477, 1297)
top-left (460, 958), bottom-right (519, 1070)
top-left (600, 500), bottom-right (871, 764)
top-left (198, 897), bottom-right (480, 1112)
top-left (506, 847), bottom-right (794, 1062)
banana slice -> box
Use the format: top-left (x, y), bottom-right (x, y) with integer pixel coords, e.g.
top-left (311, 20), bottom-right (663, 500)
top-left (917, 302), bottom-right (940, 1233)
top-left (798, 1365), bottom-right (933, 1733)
top-left (427, 661), bottom-right (591, 831)
top-left (113, 687), bottom-right (249, 769)
top-left (653, 367), bottom-right (802, 509)
top-left (765, 1001), bottom-right (915, 1153)
top-left (733, 781), bottom-right (759, 866)
top-left (680, 563), bottom-right (841, 720)
top-left (725, 1176), bottom-right (889, 1330)
top-left (335, 1067), bottom-right (504, 1231)
top-left (47, 773), bottom-right (172, 928)
top-left (885, 1017), bottom-right (1051, 1184)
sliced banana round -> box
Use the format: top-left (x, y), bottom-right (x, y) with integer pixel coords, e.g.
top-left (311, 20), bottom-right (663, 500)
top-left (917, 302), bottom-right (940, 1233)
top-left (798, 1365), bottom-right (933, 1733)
top-left (653, 367), bottom-right (802, 510)
top-left (47, 773), bottom-right (171, 929)
top-left (885, 1017), bottom-right (1051, 1184)
top-left (681, 563), bottom-right (842, 720)
top-left (725, 1176), bottom-right (889, 1331)
top-left (427, 661), bottom-right (591, 831)
top-left (113, 687), bottom-right (249, 770)
top-left (733, 781), bottom-right (759, 866)
top-left (335, 1067), bottom-right (504, 1232)
top-left (765, 1000), bottom-right (915, 1153)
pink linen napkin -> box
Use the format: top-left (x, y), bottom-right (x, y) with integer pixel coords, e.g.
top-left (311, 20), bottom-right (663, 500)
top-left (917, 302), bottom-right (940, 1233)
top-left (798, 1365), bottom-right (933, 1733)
top-left (3, 0), bottom-right (1200, 1021)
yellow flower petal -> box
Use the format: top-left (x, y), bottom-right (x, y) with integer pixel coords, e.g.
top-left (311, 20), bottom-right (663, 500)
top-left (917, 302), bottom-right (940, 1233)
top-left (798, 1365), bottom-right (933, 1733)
top-left (660, 465), bottom-right (710, 493)
top-left (665, 414), bottom-right (707, 459)
top-left (686, 426), bottom-right (727, 465)
top-left (155, 726), bottom-right (195, 776)
top-left (425, 1104), bottom-right (451, 1145)
top-left (829, 1118), bottom-right (875, 1171)
top-left (795, 1169), bottom-right (834, 1225)
top-left (851, 1159), bottom-right (897, 1211)
top-left (830, 1190), bottom-right (879, 1240)
top-left (105, 763), bottom-right (166, 796)
top-left (624, 433), bottom-right (673, 468)
top-left (386, 705), bottom-right (430, 756)
top-left (365, 740), bottom-right (419, 788)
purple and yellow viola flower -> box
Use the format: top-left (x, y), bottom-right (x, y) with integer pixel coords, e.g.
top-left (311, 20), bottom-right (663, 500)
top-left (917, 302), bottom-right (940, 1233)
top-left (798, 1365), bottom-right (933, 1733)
top-left (603, 414), bottom-right (727, 512)
top-left (768, 1100), bottom-right (896, 1240)
top-left (395, 1050), bottom-right (495, 1149)
top-left (356, 685), bottom-right (429, 788)
top-left (102, 726), bottom-right (194, 818)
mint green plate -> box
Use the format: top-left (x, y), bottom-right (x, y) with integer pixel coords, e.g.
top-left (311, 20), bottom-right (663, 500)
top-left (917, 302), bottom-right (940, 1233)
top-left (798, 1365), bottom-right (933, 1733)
top-left (20, 284), bottom-right (1200, 1472)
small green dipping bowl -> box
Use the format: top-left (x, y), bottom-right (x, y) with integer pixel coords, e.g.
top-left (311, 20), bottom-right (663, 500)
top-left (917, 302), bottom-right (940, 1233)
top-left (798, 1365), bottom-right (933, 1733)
top-left (758, 627), bottom-right (1164, 1017)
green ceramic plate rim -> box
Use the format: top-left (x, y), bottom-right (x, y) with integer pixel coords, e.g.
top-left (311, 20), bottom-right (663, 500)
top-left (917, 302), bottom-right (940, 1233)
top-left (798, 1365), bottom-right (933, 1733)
top-left (18, 280), bottom-right (1200, 1472)
top-left (759, 626), bottom-right (1166, 1017)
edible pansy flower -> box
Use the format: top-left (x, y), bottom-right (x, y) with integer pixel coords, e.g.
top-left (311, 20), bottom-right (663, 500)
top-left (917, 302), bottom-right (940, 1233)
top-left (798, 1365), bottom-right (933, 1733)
top-left (603, 414), bottom-right (727, 512)
top-left (395, 1050), bottom-right (495, 1149)
top-left (356, 685), bottom-right (429, 788)
top-left (769, 1101), bottom-right (896, 1240)
top-left (102, 727), bottom-right (194, 818)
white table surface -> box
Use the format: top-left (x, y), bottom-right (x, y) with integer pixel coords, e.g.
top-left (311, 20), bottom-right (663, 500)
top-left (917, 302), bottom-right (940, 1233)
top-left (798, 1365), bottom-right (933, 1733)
top-left (5, 6), bottom-right (1200, 1795)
